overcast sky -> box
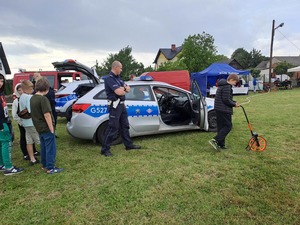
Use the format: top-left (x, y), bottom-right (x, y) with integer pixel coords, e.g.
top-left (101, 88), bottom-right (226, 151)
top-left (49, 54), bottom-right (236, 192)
top-left (1, 0), bottom-right (300, 77)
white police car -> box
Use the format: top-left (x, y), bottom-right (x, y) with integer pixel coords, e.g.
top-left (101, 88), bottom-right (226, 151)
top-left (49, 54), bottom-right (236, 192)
top-left (53, 60), bottom-right (217, 144)
top-left (55, 80), bottom-right (92, 119)
top-left (53, 60), bottom-right (101, 121)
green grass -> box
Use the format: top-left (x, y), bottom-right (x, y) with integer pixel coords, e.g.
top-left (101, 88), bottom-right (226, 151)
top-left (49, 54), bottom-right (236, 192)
top-left (1, 88), bottom-right (300, 225)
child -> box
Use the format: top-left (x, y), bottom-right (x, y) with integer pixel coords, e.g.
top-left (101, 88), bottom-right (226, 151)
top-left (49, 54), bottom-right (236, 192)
top-left (0, 73), bottom-right (24, 175)
top-left (209, 73), bottom-right (240, 150)
top-left (30, 77), bottom-right (63, 174)
top-left (19, 80), bottom-right (40, 165)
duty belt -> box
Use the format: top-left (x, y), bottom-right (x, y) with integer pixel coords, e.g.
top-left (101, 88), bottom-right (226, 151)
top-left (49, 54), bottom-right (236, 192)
top-left (107, 100), bottom-right (125, 105)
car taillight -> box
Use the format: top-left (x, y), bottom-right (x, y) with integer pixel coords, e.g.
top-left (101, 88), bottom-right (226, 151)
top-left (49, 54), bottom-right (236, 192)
top-left (55, 94), bottom-right (69, 98)
top-left (72, 103), bottom-right (91, 113)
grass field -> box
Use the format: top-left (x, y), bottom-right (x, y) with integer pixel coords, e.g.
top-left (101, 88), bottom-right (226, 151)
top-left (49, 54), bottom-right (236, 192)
top-left (1, 88), bottom-right (300, 225)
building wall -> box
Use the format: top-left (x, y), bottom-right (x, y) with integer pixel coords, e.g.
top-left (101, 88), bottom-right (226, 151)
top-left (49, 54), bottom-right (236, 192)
top-left (155, 53), bottom-right (180, 70)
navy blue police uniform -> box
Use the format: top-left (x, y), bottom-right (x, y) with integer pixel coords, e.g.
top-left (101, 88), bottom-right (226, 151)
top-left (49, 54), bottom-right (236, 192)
top-left (101, 72), bottom-right (133, 155)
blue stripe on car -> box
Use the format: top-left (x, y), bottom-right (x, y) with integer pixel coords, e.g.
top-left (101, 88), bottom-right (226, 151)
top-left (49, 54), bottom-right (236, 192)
top-left (55, 94), bottom-right (77, 107)
top-left (83, 104), bottom-right (159, 118)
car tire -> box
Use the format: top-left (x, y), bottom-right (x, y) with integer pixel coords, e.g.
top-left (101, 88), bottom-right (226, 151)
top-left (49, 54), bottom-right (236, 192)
top-left (97, 121), bottom-right (123, 145)
top-left (66, 105), bottom-right (73, 122)
top-left (208, 110), bottom-right (217, 132)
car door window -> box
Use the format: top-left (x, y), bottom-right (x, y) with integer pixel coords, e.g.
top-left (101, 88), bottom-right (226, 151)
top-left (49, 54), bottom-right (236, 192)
top-left (126, 85), bottom-right (153, 101)
top-left (153, 86), bottom-right (191, 125)
top-left (93, 90), bottom-right (107, 99)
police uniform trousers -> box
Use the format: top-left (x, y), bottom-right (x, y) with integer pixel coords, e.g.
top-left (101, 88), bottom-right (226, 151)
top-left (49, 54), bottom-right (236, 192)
top-left (101, 102), bottom-right (132, 152)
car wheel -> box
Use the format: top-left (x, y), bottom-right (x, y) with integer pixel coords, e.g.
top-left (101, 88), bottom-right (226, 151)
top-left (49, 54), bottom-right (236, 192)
top-left (96, 121), bottom-right (123, 145)
top-left (66, 105), bottom-right (73, 122)
top-left (208, 110), bottom-right (217, 132)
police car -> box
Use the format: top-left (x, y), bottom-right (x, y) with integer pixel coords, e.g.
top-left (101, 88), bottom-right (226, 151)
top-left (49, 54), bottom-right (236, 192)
top-left (53, 60), bottom-right (101, 121)
top-left (53, 60), bottom-right (217, 144)
top-left (55, 80), bottom-right (92, 119)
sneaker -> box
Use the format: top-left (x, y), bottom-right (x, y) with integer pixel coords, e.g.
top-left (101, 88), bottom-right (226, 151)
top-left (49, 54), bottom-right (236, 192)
top-left (29, 159), bottom-right (40, 166)
top-left (4, 166), bottom-right (24, 176)
top-left (101, 151), bottom-right (113, 157)
top-left (46, 167), bottom-right (64, 174)
top-left (23, 155), bottom-right (30, 160)
top-left (0, 165), bottom-right (4, 171)
top-left (220, 146), bottom-right (228, 150)
top-left (125, 145), bottom-right (141, 150)
top-left (34, 151), bottom-right (40, 156)
top-left (209, 139), bottom-right (220, 150)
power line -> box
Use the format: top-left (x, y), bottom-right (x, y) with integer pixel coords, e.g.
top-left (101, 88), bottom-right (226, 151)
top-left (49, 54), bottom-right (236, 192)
top-left (277, 30), bottom-right (300, 52)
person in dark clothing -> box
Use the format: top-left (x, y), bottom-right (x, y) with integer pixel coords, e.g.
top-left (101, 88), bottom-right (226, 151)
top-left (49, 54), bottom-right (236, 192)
top-left (209, 74), bottom-right (240, 150)
top-left (32, 73), bottom-right (57, 129)
top-left (101, 61), bottom-right (141, 157)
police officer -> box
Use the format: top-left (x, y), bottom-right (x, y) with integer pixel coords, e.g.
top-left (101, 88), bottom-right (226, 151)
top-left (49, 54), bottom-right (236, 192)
top-left (101, 61), bottom-right (141, 157)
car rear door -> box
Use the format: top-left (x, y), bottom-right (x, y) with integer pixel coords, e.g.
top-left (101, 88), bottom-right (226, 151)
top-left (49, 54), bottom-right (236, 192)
top-left (191, 80), bottom-right (209, 130)
top-left (52, 59), bottom-right (100, 86)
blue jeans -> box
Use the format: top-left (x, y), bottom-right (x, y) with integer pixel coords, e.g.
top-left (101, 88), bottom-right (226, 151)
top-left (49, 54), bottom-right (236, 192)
top-left (39, 132), bottom-right (56, 170)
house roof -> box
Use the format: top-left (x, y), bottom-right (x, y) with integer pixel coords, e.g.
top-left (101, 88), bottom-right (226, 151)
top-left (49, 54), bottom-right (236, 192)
top-left (255, 56), bottom-right (300, 70)
top-left (272, 56), bottom-right (300, 66)
top-left (255, 60), bottom-right (269, 70)
top-left (153, 45), bottom-right (183, 64)
top-left (0, 42), bottom-right (11, 74)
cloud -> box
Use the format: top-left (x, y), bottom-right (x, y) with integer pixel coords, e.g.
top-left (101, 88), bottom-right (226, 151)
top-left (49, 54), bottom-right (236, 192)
top-left (1, 0), bottom-right (300, 77)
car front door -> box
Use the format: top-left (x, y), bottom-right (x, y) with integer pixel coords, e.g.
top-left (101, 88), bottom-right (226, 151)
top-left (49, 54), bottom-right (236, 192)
top-left (126, 85), bottom-right (160, 133)
top-left (191, 80), bottom-right (209, 130)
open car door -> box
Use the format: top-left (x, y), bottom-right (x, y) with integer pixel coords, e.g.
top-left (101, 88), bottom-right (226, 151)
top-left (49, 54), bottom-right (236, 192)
top-left (191, 80), bottom-right (209, 131)
top-left (52, 59), bottom-right (100, 86)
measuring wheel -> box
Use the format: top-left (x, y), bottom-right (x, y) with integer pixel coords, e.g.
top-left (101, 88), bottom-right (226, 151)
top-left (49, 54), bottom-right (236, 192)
top-left (248, 136), bottom-right (267, 152)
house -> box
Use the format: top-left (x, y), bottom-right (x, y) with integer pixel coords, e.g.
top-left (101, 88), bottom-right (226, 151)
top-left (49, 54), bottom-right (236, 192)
top-left (153, 44), bottom-right (183, 70)
top-left (217, 58), bottom-right (244, 70)
top-left (255, 56), bottom-right (300, 82)
top-left (0, 42), bottom-right (11, 77)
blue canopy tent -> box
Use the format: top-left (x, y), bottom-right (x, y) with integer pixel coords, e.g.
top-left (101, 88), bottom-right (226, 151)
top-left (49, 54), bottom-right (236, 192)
top-left (191, 63), bottom-right (250, 96)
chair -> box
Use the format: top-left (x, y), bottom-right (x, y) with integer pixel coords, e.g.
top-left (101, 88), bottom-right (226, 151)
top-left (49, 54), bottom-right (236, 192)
top-left (134, 88), bottom-right (145, 100)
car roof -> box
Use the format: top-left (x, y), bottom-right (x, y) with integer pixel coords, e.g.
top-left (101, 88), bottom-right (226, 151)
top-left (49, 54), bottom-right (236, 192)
top-left (56, 80), bottom-right (94, 94)
top-left (89, 80), bottom-right (191, 93)
top-left (126, 80), bottom-right (191, 92)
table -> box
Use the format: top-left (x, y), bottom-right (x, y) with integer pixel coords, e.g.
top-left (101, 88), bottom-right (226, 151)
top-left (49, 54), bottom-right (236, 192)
top-left (209, 86), bottom-right (249, 96)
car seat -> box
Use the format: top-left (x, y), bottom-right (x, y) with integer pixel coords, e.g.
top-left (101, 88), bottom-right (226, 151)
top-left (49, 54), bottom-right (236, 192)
top-left (134, 88), bottom-right (145, 100)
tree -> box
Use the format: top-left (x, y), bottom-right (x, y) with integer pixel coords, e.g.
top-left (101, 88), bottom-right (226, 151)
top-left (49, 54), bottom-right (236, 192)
top-left (215, 54), bottom-right (228, 62)
top-left (156, 60), bottom-right (188, 71)
top-left (231, 48), bottom-right (251, 69)
top-left (273, 61), bottom-right (295, 78)
top-left (95, 46), bottom-right (145, 80)
top-left (249, 49), bottom-right (267, 68)
top-left (179, 32), bottom-right (218, 72)
top-left (250, 69), bottom-right (261, 78)
top-left (231, 48), bottom-right (267, 69)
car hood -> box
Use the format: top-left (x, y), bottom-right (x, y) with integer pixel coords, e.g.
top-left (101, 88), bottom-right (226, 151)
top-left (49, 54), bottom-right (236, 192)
top-left (52, 59), bottom-right (100, 85)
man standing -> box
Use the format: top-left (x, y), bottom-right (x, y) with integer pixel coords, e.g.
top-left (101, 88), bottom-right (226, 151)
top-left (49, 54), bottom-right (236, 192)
top-left (209, 74), bottom-right (240, 150)
top-left (101, 61), bottom-right (141, 157)
top-left (253, 77), bottom-right (257, 93)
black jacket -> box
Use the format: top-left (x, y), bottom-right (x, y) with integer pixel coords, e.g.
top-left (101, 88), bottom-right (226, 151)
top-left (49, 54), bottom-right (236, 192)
top-left (214, 79), bottom-right (236, 114)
